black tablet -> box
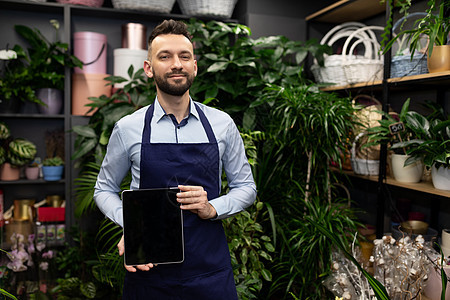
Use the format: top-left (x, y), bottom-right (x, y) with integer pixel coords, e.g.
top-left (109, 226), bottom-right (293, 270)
top-left (122, 187), bottom-right (184, 266)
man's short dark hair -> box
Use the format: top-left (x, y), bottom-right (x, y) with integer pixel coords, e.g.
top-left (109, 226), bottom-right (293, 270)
top-left (148, 19), bottom-right (193, 49)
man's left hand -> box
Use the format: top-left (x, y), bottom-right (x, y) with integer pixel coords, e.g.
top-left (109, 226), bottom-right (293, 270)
top-left (177, 185), bottom-right (217, 219)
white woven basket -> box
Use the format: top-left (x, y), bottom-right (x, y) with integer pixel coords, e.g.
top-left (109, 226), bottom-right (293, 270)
top-left (177, 0), bottom-right (238, 18)
top-left (311, 22), bottom-right (374, 86)
top-left (112, 0), bottom-right (175, 13)
top-left (351, 132), bottom-right (380, 176)
top-left (341, 26), bottom-right (384, 84)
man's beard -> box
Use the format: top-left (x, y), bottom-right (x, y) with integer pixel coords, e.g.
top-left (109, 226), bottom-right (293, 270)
top-left (153, 68), bottom-right (194, 96)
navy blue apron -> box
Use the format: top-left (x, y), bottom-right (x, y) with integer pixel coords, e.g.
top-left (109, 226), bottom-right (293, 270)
top-left (123, 103), bottom-right (237, 300)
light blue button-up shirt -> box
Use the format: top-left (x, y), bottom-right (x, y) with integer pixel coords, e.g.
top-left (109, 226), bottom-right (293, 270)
top-left (94, 98), bottom-right (257, 227)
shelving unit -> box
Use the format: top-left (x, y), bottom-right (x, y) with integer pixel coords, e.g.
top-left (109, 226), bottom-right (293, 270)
top-left (307, 0), bottom-right (450, 237)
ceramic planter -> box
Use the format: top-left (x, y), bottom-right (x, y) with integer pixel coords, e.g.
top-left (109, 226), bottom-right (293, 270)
top-left (424, 266), bottom-right (450, 299)
top-left (72, 73), bottom-right (111, 116)
top-left (36, 88), bottom-right (63, 115)
top-left (0, 163), bottom-right (20, 181)
top-left (391, 154), bottom-right (423, 183)
top-left (431, 164), bottom-right (450, 191)
top-left (25, 166), bottom-right (40, 180)
top-left (42, 165), bottom-right (64, 181)
top-left (427, 45), bottom-right (450, 73)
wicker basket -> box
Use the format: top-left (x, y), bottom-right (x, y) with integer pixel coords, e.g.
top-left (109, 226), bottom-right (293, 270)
top-left (311, 22), bottom-right (373, 86)
top-left (111, 0), bottom-right (176, 13)
top-left (390, 54), bottom-right (428, 78)
top-left (341, 26), bottom-right (384, 84)
top-left (351, 132), bottom-right (380, 176)
top-left (56, 0), bottom-right (103, 7)
top-left (177, 0), bottom-right (238, 19)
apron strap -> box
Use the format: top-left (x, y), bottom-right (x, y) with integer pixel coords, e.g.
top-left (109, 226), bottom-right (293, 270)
top-left (141, 102), bottom-right (217, 145)
top-left (141, 103), bottom-right (155, 146)
top-left (193, 103), bottom-right (216, 144)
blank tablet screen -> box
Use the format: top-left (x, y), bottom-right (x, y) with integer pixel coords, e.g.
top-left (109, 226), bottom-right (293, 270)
top-left (122, 187), bottom-right (184, 266)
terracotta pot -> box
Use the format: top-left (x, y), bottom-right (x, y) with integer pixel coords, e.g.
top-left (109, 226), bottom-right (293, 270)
top-left (0, 163), bottom-right (20, 181)
top-left (427, 45), bottom-right (450, 73)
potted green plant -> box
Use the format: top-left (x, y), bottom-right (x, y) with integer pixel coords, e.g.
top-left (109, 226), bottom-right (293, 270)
top-left (42, 156), bottom-right (64, 181)
top-left (383, 0), bottom-right (450, 73)
top-left (13, 20), bottom-right (83, 113)
top-left (390, 112), bottom-right (450, 190)
top-left (366, 99), bottom-right (425, 183)
top-left (0, 122), bottom-right (37, 181)
top-left (0, 47), bottom-right (37, 113)
top-left (25, 158), bottom-right (41, 180)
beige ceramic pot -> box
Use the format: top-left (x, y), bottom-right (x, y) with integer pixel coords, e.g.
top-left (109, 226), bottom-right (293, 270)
top-left (427, 45), bottom-right (450, 73)
top-left (391, 154), bottom-right (423, 183)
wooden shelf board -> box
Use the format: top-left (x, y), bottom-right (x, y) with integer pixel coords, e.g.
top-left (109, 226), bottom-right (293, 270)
top-left (319, 71), bottom-right (450, 92)
top-left (306, 0), bottom-right (385, 23)
top-left (337, 169), bottom-right (450, 198)
top-left (319, 80), bottom-right (383, 92)
top-left (388, 70), bottom-right (450, 85)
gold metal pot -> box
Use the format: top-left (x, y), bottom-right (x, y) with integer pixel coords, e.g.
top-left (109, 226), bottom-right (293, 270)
top-left (46, 195), bottom-right (63, 207)
top-left (400, 220), bottom-right (429, 235)
top-left (428, 45), bottom-right (450, 73)
top-left (13, 199), bottom-right (35, 221)
top-left (4, 219), bottom-right (33, 247)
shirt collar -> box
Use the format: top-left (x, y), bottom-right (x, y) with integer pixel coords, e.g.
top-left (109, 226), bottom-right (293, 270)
top-left (154, 96), bottom-right (199, 123)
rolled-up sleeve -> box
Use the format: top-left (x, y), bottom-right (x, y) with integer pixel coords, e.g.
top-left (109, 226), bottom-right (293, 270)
top-left (94, 123), bottom-right (131, 227)
top-left (209, 120), bottom-right (257, 219)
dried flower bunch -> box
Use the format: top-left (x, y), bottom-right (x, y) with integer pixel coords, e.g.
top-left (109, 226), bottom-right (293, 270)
top-left (325, 234), bottom-right (434, 299)
top-left (372, 235), bottom-right (431, 299)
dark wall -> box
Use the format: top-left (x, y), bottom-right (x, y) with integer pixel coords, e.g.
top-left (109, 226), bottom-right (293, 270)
top-left (234, 0), bottom-right (336, 40)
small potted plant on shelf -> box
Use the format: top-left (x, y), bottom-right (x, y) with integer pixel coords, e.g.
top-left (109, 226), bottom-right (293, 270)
top-left (12, 20), bottom-right (83, 114)
top-left (42, 156), bottom-right (64, 181)
top-left (390, 108), bottom-right (450, 191)
top-left (0, 121), bottom-right (37, 181)
top-left (25, 158), bottom-right (41, 180)
top-left (366, 98), bottom-right (425, 183)
top-left (0, 47), bottom-right (38, 113)
top-left (383, 0), bottom-right (450, 73)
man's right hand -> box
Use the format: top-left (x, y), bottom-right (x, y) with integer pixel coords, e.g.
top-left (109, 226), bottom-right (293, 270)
top-left (118, 235), bottom-right (157, 272)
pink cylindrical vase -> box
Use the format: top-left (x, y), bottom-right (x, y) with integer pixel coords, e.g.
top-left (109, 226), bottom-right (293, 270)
top-left (73, 31), bottom-right (107, 74)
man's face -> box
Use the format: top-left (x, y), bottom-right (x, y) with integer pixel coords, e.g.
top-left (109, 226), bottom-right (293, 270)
top-left (144, 34), bottom-right (197, 96)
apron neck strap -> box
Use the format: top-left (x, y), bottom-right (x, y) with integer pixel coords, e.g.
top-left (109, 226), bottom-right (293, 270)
top-left (142, 102), bottom-right (216, 144)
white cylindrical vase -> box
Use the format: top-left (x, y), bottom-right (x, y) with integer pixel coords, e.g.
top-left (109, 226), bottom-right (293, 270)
top-left (113, 48), bottom-right (148, 89)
